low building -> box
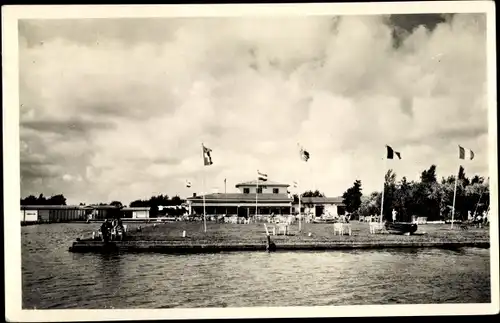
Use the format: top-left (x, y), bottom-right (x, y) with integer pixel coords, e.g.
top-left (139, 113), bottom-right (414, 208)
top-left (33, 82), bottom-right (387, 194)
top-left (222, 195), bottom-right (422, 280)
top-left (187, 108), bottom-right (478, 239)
top-left (122, 207), bottom-right (150, 219)
top-left (87, 205), bottom-right (121, 220)
top-left (187, 180), bottom-right (293, 217)
top-left (20, 205), bottom-right (88, 223)
top-left (186, 179), bottom-right (346, 218)
top-left (294, 197), bottom-right (346, 218)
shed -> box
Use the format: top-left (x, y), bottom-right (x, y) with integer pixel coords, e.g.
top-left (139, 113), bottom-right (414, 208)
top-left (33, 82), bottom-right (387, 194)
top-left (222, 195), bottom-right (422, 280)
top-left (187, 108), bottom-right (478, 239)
top-left (122, 207), bottom-right (150, 219)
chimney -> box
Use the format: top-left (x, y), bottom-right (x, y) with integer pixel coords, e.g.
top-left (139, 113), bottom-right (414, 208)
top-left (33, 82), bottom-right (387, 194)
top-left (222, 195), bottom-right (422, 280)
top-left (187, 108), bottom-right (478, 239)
top-left (193, 193), bottom-right (197, 197)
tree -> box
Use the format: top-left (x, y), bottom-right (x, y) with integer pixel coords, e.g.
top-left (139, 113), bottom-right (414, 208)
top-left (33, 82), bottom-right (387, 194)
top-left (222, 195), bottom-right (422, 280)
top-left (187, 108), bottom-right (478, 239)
top-left (421, 165), bottom-right (437, 184)
top-left (470, 175), bottom-right (485, 185)
top-left (21, 193), bottom-right (67, 205)
top-left (149, 204), bottom-right (159, 218)
top-left (458, 166), bottom-right (470, 186)
top-left (342, 180), bottom-right (363, 214)
top-left (130, 199), bottom-right (148, 207)
top-left (381, 169), bottom-right (397, 221)
top-left (21, 195), bottom-right (38, 205)
top-left (358, 191), bottom-right (381, 218)
top-left (353, 164), bottom-right (488, 222)
top-left (393, 176), bottom-right (412, 221)
top-left (170, 195), bottom-right (184, 206)
top-left (38, 194), bottom-right (47, 205)
top-left (302, 190), bottom-right (325, 197)
top-left (110, 201), bottom-right (123, 208)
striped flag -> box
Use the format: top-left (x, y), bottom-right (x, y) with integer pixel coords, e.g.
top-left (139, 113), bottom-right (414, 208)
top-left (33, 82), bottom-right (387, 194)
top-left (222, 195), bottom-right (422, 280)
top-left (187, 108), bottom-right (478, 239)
top-left (257, 170), bottom-right (268, 181)
top-left (299, 144), bottom-right (310, 162)
top-left (202, 144), bottom-right (213, 166)
top-left (293, 181), bottom-right (298, 188)
top-left (459, 145), bottom-right (474, 160)
top-left (386, 145), bottom-right (401, 159)
top-left (186, 180), bottom-right (192, 188)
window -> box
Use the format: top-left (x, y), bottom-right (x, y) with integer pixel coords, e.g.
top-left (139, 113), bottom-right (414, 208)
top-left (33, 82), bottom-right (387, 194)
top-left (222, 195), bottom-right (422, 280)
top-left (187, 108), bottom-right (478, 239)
top-left (273, 188), bottom-right (279, 194)
top-left (257, 188), bottom-right (262, 194)
top-left (243, 188), bottom-right (250, 194)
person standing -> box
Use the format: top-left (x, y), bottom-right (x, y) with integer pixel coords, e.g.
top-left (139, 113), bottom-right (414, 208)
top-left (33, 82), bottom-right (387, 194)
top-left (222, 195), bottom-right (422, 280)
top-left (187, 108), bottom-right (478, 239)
top-left (100, 219), bottom-right (111, 243)
top-left (392, 209), bottom-right (397, 223)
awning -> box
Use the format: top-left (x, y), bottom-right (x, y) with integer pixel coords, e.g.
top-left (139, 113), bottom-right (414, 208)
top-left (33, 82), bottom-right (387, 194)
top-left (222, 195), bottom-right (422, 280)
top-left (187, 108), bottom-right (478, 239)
top-left (191, 202), bottom-right (292, 207)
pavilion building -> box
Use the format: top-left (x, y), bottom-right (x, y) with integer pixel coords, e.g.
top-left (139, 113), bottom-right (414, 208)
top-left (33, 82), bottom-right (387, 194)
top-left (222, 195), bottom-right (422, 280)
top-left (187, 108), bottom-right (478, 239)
top-left (186, 179), bottom-right (346, 218)
top-left (187, 180), bottom-right (292, 217)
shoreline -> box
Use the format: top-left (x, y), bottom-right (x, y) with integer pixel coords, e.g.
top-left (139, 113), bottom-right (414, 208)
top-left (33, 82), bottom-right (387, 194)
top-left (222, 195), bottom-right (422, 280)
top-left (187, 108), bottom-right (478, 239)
top-left (68, 239), bottom-right (490, 253)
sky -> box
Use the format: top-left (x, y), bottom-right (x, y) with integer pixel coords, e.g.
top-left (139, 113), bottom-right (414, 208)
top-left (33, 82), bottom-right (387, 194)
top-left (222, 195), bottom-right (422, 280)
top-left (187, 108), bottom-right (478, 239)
top-left (18, 13), bottom-right (489, 205)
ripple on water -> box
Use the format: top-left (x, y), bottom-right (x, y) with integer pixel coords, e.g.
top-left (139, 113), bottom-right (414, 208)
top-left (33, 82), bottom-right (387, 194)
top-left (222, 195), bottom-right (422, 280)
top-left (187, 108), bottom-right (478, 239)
top-left (21, 224), bottom-right (491, 308)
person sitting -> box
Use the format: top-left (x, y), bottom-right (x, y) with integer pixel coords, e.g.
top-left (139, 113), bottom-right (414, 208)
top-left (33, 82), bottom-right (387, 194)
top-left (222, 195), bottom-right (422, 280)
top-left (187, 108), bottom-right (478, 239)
top-left (475, 215), bottom-right (483, 228)
top-left (100, 219), bottom-right (112, 243)
top-left (114, 219), bottom-right (125, 241)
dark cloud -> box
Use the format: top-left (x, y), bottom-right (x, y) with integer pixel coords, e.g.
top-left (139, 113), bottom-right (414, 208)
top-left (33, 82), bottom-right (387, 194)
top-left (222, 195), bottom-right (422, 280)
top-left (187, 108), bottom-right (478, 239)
top-left (18, 18), bottom-right (181, 48)
top-left (388, 14), bottom-right (450, 48)
top-left (21, 118), bottom-right (115, 136)
top-left (127, 156), bottom-right (183, 166)
top-left (399, 124), bottom-right (488, 147)
top-left (20, 162), bottom-right (59, 180)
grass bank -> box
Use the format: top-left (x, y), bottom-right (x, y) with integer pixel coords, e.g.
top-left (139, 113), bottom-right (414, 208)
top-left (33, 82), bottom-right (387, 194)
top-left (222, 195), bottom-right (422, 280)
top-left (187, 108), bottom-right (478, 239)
top-left (69, 221), bottom-right (490, 253)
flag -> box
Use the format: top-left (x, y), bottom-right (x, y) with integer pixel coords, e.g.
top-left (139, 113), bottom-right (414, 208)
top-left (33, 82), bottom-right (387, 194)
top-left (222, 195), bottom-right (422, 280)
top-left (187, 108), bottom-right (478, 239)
top-left (299, 146), bottom-right (310, 162)
top-left (293, 181), bottom-right (298, 188)
top-left (257, 170), bottom-right (268, 181)
top-left (186, 180), bottom-right (192, 188)
top-left (386, 145), bottom-right (401, 159)
top-left (459, 145), bottom-right (474, 160)
top-left (202, 144), bottom-right (213, 166)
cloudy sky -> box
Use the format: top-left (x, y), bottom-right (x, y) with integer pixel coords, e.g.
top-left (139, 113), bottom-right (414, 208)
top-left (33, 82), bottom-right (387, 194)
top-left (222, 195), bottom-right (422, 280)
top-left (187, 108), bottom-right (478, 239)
top-left (18, 13), bottom-right (489, 205)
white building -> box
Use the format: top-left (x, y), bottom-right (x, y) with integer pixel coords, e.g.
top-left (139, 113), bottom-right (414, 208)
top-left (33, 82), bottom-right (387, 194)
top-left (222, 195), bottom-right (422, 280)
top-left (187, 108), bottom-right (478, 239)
top-left (122, 207), bottom-right (150, 219)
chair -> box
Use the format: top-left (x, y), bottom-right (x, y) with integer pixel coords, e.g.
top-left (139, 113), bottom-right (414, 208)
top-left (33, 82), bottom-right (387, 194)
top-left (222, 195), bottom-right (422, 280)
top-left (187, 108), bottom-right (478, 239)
top-left (342, 223), bottom-right (352, 236)
top-left (369, 222), bottom-right (384, 234)
top-left (276, 223), bottom-right (288, 235)
top-left (333, 222), bottom-right (344, 235)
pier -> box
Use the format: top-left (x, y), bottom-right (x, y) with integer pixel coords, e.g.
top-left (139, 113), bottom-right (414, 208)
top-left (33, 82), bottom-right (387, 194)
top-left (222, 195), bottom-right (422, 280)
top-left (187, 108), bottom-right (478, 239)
top-left (68, 221), bottom-right (490, 254)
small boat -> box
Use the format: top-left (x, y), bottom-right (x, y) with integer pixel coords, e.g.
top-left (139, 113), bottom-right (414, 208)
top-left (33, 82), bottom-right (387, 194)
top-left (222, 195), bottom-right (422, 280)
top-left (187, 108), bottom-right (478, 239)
top-left (385, 222), bottom-right (418, 235)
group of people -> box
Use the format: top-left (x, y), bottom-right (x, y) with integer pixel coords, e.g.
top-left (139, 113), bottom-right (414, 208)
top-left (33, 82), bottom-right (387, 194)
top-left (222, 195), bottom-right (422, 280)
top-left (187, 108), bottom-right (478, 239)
top-left (468, 210), bottom-right (489, 228)
top-left (99, 218), bottom-right (126, 242)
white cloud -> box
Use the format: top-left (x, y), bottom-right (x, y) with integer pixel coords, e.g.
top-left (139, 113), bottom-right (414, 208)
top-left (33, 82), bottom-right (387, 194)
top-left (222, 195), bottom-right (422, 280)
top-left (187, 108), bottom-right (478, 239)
top-left (19, 14), bottom-right (489, 204)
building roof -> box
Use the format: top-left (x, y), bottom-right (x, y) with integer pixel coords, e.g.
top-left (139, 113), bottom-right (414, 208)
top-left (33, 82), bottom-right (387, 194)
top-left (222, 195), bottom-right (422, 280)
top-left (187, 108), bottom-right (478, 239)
top-left (187, 193), bottom-right (292, 202)
top-left (235, 180), bottom-right (289, 187)
top-left (88, 205), bottom-right (121, 209)
top-left (20, 205), bottom-right (88, 210)
top-left (298, 196), bottom-right (345, 205)
top-left (122, 207), bottom-right (150, 211)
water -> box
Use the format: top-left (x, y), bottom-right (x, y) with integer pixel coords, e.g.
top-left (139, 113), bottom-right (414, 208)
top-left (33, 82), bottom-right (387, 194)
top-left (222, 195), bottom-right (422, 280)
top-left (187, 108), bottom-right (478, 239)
top-left (22, 224), bottom-right (491, 309)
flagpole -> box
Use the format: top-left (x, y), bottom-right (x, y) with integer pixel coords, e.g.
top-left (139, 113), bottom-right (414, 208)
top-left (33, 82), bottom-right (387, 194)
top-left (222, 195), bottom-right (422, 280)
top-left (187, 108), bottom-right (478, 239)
top-left (451, 164), bottom-right (460, 230)
top-left (380, 156), bottom-right (387, 224)
top-left (201, 144), bottom-right (207, 233)
top-left (256, 172), bottom-right (259, 222)
top-left (298, 192), bottom-right (302, 232)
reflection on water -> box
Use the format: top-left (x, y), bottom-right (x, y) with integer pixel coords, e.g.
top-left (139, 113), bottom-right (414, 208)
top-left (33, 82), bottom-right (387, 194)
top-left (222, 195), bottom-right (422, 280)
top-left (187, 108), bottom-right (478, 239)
top-left (22, 224), bottom-right (491, 309)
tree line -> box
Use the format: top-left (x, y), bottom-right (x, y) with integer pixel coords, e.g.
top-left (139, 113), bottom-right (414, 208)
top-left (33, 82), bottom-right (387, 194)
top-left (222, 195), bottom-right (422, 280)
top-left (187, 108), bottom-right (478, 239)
top-left (341, 165), bottom-right (490, 222)
top-left (21, 193), bottom-right (185, 208)
top-left (20, 194), bottom-right (67, 206)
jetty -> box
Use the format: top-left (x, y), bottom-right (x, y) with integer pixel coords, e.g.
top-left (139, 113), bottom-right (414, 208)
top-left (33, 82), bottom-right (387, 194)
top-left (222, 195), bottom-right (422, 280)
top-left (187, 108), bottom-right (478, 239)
top-left (68, 221), bottom-right (490, 254)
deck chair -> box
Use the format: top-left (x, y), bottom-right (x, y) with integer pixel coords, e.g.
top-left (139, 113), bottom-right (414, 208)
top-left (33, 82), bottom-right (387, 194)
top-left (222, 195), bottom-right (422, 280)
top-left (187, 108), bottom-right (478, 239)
top-left (333, 222), bottom-right (344, 235)
top-left (276, 223), bottom-right (289, 235)
top-left (369, 222), bottom-right (385, 234)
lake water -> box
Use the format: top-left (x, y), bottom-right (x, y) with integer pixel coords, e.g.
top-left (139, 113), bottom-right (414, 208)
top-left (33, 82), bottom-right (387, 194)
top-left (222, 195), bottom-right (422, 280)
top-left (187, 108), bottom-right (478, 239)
top-left (22, 223), bottom-right (491, 309)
